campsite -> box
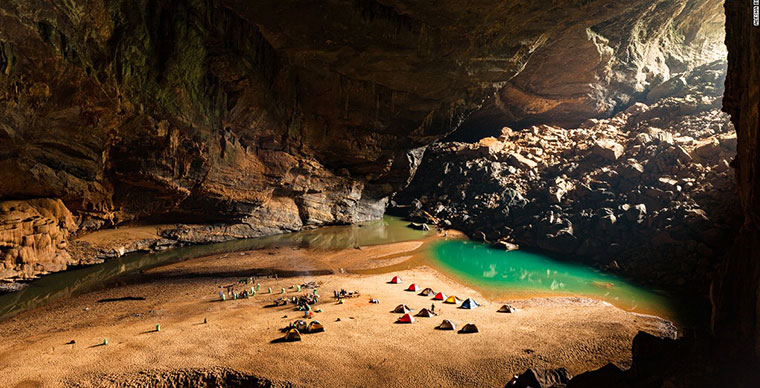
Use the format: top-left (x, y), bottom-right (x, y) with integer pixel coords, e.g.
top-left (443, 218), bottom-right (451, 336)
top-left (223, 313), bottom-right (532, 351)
top-left (0, 238), bottom-right (675, 387)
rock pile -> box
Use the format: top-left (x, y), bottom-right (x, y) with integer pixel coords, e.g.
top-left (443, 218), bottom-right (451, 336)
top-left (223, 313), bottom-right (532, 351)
top-left (394, 60), bottom-right (741, 290)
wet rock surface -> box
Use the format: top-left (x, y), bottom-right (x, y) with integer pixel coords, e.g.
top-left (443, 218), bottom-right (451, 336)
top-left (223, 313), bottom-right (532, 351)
top-left (394, 60), bottom-right (741, 291)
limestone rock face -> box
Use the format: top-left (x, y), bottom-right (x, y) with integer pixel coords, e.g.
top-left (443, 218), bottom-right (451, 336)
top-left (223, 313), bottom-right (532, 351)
top-left (474, 0), bottom-right (726, 127)
top-left (0, 199), bottom-right (76, 279)
top-left (0, 0), bottom-right (726, 279)
top-left (712, 0), bottom-right (760, 368)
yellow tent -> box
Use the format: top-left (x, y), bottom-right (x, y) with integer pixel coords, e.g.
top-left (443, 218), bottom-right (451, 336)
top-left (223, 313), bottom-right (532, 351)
top-left (444, 295), bottom-right (461, 304)
top-left (308, 320), bottom-right (325, 333)
top-left (284, 328), bottom-right (302, 342)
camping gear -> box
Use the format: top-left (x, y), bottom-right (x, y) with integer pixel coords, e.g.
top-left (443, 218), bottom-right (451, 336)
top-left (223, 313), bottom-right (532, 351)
top-left (444, 295), bottom-right (460, 304)
top-left (419, 287), bottom-right (435, 296)
top-left (459, 323), bottom-right (479, 333)
top-left (433, 292), bottom-right (447, 301)
top-left (398, 313), bottom-right (415, 323)
top-left (393, 304), bottom-right (413, 314)
top-left (498, 304), bottom-right (516, 313)
top-left (406, 283), bottom-right (420, 292)
top-left (389, 276), bottom-right (402, 284)
top-left (156, 323), bottom-right (160, 332)
top-left (460, 298), bottom-right (480, 309)
top-left (283, 328), bottom-right (302, 342)
top-left (308, 320), bottom-right (325, 333)
top-left (416, 308), bottom-right (436, 317)
top-left (370, 298), bottom-right (380, 304)
top-left (294, 320), bottom-right (308, 332)
top-left (268, 287), bottom-right (272, 293)
top-left (438, 319), bottom-right (456, 330)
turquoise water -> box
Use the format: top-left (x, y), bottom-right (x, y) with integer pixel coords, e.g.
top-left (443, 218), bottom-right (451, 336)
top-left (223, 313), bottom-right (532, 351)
top-left (430, 239), bottom-right (673, 317)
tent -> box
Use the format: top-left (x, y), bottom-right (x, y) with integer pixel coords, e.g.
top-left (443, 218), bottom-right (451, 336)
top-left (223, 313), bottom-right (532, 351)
top-left (406, 283), bottom-right (420, 292)
top-left (416, 308), bottom-right (436, 317)
top-left (432, 292), bottom-right (447, 301)
top-left (398, 313), bottom-right (415, 323)
top-left (294, 320), bottom-right (308, 332)
top-left (393, 304), bottom-right (413, 314)
top-left (437, 319), bottom-right (456, 330)
top-left (418, 287), bottom-right (435, 296)
top-left (498, 304), bottom-right (516, 313)
top-left (284, 328), bottom-right (302, 341)
top-left (460, 298), bottom-right (480, 309)
top-left (444, 295), bottom-right (461, 304)
top-left (459, 323), bottom-right (479, 333)
top-left (389, 276), bottom-right (402, 284)
top-left (308, 320), bottom-right (325, 333)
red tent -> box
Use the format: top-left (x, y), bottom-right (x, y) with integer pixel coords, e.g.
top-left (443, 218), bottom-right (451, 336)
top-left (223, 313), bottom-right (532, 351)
top-left (406, 283), bottom-right (420, 291)
top-left (390, 276), bottom-right (402, 284)
top-left (433, 292), bottom-right (447, 301)
top-left (398, 313), bottom-right (415, 323)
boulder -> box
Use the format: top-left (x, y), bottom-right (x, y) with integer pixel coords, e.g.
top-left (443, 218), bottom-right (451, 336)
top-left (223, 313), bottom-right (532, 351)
top-left (507, 368), bottom-right (572, 388)
top-left (508, 152), bottom-right (538, 170)
top-left (694, 137), bottom-right (722, 160)
top-left (593, 139), bottom-right (624, 161)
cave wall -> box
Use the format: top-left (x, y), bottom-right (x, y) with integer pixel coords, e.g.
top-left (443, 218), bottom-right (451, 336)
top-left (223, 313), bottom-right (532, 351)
top-left (0, 0), bottom-right (726, 279)
top-left (467, 0), bottom-right (727, 129)
top-left (713, 0), bottom-right (760, 363)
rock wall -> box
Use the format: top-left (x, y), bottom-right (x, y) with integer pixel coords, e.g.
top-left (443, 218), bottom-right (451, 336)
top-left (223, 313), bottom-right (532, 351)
top-left (465, 0), bottom-right (727, 129)
top-left (0, 199), bottom-right (77, 279)
top-left (0, 0), bottom-right (726, 280)
top-left (520, 1), bottom-right (760, 386)
top-left (713, 0), bottom-right (760, 366)
top-left (394, 60), bottom-right (740, 292)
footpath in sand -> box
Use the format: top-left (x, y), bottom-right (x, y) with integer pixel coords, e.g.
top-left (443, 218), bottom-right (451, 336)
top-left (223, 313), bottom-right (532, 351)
top-left (0, 240), bottom-right (675, 387)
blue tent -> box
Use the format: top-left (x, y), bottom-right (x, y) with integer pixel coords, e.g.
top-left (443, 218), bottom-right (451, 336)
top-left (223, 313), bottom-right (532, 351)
top-left (460, 298), bottom-right (480, 309)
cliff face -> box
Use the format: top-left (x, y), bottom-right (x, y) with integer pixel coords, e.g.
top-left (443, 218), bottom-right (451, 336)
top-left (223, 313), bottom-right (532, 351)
top-left (0, 0), bottom-right (725, 280)
top-left (713, 0), bottom-right (760, 364)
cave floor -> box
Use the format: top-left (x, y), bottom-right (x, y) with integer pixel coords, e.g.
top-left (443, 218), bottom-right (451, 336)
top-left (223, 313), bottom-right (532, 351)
top-left (0, 240), bottom-right (674, 387)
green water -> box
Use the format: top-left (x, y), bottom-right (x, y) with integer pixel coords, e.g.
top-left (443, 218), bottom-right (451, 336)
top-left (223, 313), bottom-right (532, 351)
top-left (0, 216), bottom-right (427, 322)
top-left (430, 240), bottom-right (673, 318)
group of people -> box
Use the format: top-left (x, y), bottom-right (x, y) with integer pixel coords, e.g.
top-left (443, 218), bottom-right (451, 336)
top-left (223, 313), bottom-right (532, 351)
top-left (333, 289), bottom-right (361, 301)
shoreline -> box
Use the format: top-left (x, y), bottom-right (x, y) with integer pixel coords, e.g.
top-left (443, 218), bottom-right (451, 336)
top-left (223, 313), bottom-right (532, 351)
top-left (0, 222), bottom-right (681, 326)
top-left (0, 240), bottom-right (676, 387)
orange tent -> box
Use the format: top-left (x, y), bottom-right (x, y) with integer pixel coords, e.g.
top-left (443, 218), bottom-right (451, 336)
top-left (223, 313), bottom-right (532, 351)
top-left (433, 292), bottom-right (447, 301)
top-left (406, 283), bottom-right (420, 292)
top-left (390, 276), bottom-right (402, 284)
top-left (398, 313), bottom-right (415, 323)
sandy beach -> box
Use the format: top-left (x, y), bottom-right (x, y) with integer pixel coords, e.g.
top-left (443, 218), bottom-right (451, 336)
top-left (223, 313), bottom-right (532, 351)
top-left (0, 240), bottom-right (675, 388)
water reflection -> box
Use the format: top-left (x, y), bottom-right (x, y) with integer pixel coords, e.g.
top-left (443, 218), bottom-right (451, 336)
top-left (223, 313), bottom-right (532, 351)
top-left (0, 216), bottom-right (427, 321)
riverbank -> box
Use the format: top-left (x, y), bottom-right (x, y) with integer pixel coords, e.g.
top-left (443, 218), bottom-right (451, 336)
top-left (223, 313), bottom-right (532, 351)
top-left (0, 240), bottom-right (675, 387)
